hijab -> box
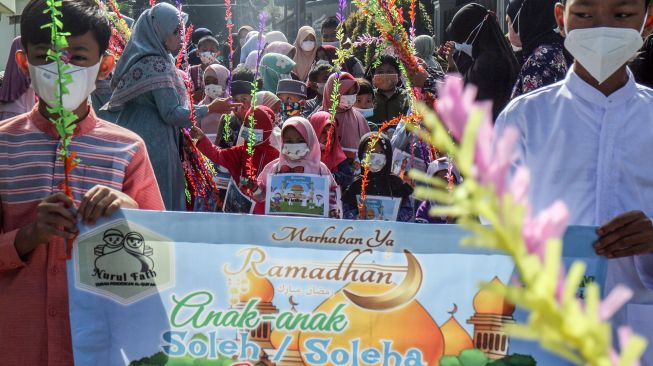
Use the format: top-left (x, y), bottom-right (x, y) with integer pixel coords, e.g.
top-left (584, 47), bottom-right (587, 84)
top-left (427, 157), bottom-right (462, 184)
top-left (414, 35), bottom-right (441, 71)
top-left (258, 117), bottom-right (336, 189)
top-left (507, 0), bottom-right (564, 57)
top-left (346, 133), bottom-right (413, 198)
top-left (293, 26), bottom-right (318, 81)
top-left (240, 31), bottom-right (261, 64)
top-left (255, 91), bottom-right (281, 110)
top-left (107, 3), bottom-right (186, 110)
top-left (264, 31), bottom-right (288, 45)
top-left (260, 53), bottom-right (296, 93)
top-left (309, 111), bottom-right (347, 172)
top-left (0, 37), bottom-right (30, 103)
top-left (446, 3), bottom-right (520, 119)
top-left (265, 41), bottom-right (294, 57)
top-left (322, 72), bottom-right (370, 152)
top-left (244, 50), bottom-right (259, 71)
top-left (318, 45), bottom-right (337, 64)
top-left (201, 64), bottom-right (229, 104)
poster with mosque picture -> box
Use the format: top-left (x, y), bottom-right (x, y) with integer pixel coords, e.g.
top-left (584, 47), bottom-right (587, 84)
top-left (236, 125), bottom-right (264, 146)
top-left (67, 210), bottom-right (609, 366)
top-left (223, 180), bottom-right (255, 214)
top-left (356, 195), bottom-right (401, 221)
top-left (265, 174), bottom-right (329, 217)
top-left (391, 149), bottom-right (427, 187)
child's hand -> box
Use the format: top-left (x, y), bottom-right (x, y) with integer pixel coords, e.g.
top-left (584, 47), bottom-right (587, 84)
top-left (190, 126), bottom-right (205, 141)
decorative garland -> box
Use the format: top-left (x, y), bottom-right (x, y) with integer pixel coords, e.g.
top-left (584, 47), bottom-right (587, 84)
top-left (172, 2), bottom-right (222, 210)
top-left (410, 76), bottom-right (647, 366)
top-left (243, 11), bottom-right (268, 184)
top-left (42, 0), bottom-right (80, 259)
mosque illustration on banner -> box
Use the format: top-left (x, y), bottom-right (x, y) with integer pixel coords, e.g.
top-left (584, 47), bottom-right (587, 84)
top-left (225, 272), bottom-right (519, 366)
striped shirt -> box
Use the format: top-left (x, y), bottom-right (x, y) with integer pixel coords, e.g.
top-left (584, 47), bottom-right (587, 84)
top-left (0, 106), bottom-right (164, 365)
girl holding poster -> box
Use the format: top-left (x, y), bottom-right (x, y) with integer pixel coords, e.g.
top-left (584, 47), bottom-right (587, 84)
top-left (253, 117), bottom-right (339, 218)
top-left (343, 133), bottom-right (414, 222)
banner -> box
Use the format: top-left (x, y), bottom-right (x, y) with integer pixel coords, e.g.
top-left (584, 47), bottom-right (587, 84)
top-left (67, 209), bottom-right (606, 366)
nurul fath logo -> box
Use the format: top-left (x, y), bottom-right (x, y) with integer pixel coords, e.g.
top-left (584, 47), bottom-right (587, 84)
top-left (94, 229), bottom-right (155, 277)
top-left (75, 220), bottom-right (174, 305)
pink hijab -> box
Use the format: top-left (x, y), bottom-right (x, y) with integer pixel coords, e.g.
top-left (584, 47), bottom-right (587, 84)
top-left (265, 41), bottom-right (294, 57)
top-left (293, 26), bottom-right (318, 81)
top-left (258, 117), bottom-right (336, 189)
top-left (309, 111), bottom-right (347, 172)
top-left (200, 64), bottom-right (230, 104)
top-left (199, 64), bottom-right (230, 135)
top-left (321, 72), bottom-right (370, 154)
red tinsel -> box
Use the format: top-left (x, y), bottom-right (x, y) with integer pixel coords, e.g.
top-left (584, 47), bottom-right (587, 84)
top-left (176, 24), bottom-right (193, 69)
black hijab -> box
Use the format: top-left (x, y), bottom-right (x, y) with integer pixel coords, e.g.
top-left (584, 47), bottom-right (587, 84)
top-left (446, 3), bottom-right (520, 120)
top-left (343, 133), bottom-right (413, 208)
top-left (507, 0), bottom-right (565, 58)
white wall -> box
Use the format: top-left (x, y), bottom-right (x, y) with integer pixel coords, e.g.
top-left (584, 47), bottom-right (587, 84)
top-left (0, 0), bottom-right (27, 70)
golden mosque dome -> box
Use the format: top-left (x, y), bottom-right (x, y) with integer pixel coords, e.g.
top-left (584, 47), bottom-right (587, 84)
top-left (440, 305), bottom-right (474, 356)
top-left (239, 270), bottom-right (275, 303)
top-left (298, 282), bottom-right (445, 366)
top-left (472, 277), bottom-right (515, 316)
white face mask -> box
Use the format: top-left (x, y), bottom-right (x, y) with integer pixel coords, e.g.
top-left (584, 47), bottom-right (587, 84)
top-left (339, 94), bottom-right (357, 109)
top-left (367, 153), bottom-right (386, 173)
top-left (204, 84), bottom-right (223, 99)
top-left (237, 127), bottom-right (264, 146)
top-left (199, 51), bottom-right (218, 65)
top-left (316, 82), bottom-right (326, 95)
top-left (564, 25), bottom-right (646, 84)
top-left (355, 107), bottom-right (374, 118)
top-left (322, 41), bottom-right (340, 48)
top-left (454, 16), bottom-right (487, 59)
top-left (282, 142), bottom-right (310, 160)
top-left (301, 41), bottom-right (316, 52)
top-left (29, 61), bottom-right (101, 111)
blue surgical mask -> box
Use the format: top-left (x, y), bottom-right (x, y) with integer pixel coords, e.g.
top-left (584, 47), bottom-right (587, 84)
top-left (355, 107), bottom-right (374, 119)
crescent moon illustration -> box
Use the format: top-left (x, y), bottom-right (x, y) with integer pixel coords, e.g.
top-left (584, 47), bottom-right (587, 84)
top-left (343, 249), bottom-right (423, 311)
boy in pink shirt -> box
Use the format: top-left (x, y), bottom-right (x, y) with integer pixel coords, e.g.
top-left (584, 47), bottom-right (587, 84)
top-left (0, 0), bottom-right (164, 364)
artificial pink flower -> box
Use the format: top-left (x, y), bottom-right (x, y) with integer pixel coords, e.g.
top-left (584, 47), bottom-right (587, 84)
top-left (599, 285), bottom-right (633, 321)
top-left (522, 200), bottom-right (570, 261)
top-left (436, 75), bottom-right (480, 141)
top-left (477, 126), bottom-right (517, 197)
top-left (509, 166), bottom-right (531, 207)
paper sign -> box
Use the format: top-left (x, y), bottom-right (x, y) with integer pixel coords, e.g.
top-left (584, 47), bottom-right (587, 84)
top-left (265, 174), bottom-right (329, 217)
top-left (357, 195), bottom-right (401, 221)
top-left (222, 180), bottom-right (255, 214)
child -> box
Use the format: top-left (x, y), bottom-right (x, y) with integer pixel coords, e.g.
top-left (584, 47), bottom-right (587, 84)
top-left (322, 72), bottom-right (370, 159)
top-left (255, 91), bottom-right (282, 115)
top-left (190, 35), bottom-right (221, 103)
top-left (342, 133), bottom-right (414, 221)
top-left (304, 63), bottom-right (333, 118)
top-left (415, 158), bottom-right (462, 224)
top-left (191, 106), bottom-right (279, 214)
top-left (496, 0), bottom-right (653, 359)
top-left (253, 117), bottom-right (339, 217)
top-left (1, 0), bottom-right (165, 363)
top-left (354, 78), bottom-right (378, 132)
top-left (293, 26), bottom-right (318, 81)
top-left (276, 79), bottom-right (307, 123)
top-left (369, 55), bottom-right (410, 125)
top-left (309, 111), bottom-right (354, 187)
top-left (260, 53), bottom-right (296, 93)
top-left (216, 67), bottom-right (255, 147)
top-left (198, 64), bottom-right (229, 141)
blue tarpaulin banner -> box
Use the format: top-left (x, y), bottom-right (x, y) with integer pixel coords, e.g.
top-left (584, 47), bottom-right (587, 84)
top-left (67, 209), bottom-right (606, 366)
